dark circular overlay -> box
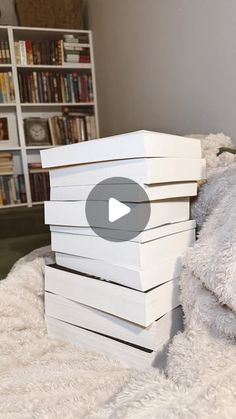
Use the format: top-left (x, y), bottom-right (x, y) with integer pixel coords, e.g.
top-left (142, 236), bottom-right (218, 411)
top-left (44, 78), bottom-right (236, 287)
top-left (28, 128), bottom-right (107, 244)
top-left (85, 177), bottom-right (151, 242)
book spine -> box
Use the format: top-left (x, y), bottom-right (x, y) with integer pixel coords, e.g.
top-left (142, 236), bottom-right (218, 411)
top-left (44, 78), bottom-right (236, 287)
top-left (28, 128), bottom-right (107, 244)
top-left (57, 40), bottom-right (63, 65)
top-left (26, 40), bottom-right (33, 65)
top-left (42, 72), bottom-right (48, 103)
top-left (4, 73), bottom-right (10, 102)
top-left (18, 72), bottom-right (23, 102)
top-left (18, 174), bottom-right (26, 203)
top-left (5, 41), bottom-right (11, 64)
top-left (32, 42), bottom-right (37, 65)
top-left (37, 72), bottom-right (43, 102)
top-left (19, 41), bottom-right (27, 65)
top-left (0, 177), bottom-right (4, 206)
top-left (1, 41), bottom-right (6, 64)
top-left (3, 176), bottom-right (10, 205)
top-left (30, 72), bottom-right (36, 103)
top-left (14, 42), bottom-right (20, 65)
top-left (32, 71), bottom-right (39, 103)
top-left (0, 43), bottom-right (2, 64)
top-left (1, 73), bottom-right (7, 102)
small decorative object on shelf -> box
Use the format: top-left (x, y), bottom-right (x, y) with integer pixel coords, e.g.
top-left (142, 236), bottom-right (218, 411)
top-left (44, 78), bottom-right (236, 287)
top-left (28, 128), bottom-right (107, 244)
top-left (24, 118), bottom-right (52, 146)
top-left (0, 25), bottom-right (99, 209)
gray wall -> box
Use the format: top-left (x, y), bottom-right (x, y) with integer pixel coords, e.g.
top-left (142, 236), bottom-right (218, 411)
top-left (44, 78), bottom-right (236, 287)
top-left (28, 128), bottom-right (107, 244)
top-left (0, 0), bottom-right (18, 25)
top-left (85, 0), bottom-right (236, 140)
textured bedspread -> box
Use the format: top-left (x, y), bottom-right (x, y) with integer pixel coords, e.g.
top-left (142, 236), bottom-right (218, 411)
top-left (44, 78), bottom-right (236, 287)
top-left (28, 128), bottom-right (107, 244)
top-left (1, 133), bottom-right (236, 418)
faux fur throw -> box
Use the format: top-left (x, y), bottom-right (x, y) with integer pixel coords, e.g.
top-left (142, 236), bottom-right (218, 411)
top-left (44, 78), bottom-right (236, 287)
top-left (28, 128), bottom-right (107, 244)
top-left (1, 133), bottom-right (236, 418)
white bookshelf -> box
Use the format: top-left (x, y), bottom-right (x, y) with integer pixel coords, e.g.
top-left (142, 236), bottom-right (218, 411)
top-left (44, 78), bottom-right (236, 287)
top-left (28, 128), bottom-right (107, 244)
top-left (0, 25), bottom-right (99, 208)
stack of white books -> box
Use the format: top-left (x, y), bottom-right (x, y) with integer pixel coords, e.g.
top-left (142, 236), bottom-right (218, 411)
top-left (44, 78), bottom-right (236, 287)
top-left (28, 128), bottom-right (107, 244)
top-left (41, 130), bottom-right (206, 370)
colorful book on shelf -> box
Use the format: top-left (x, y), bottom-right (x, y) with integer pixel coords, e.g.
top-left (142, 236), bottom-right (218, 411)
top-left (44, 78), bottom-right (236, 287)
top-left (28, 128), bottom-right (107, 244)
top-left (0, 152), bottom-right (25, 205)
top-left (0, 72), bottom-right (15, 103)
top-left (0, 174), bottom-right (25, 206)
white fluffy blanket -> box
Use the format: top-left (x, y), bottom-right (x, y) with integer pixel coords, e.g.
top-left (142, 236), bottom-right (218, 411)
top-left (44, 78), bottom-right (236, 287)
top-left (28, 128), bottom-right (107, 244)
top-left (1, 133), bottom-right (236, 419)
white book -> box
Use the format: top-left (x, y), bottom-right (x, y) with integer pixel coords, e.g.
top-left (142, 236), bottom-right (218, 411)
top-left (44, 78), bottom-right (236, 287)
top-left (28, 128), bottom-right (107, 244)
top-left (50, 219), bottom-right (196, 242)
top-left (55, 252), bottom-right (182, 291)
top-left (50, 182), bottom-right (198, 201)
top-left (45, 265), bottom-right (180, 326)
top-left (41, 130), bottom-right (202, 169)
top-left (19, 40), bottom-right (27, 65)
top-left (49, 158), bottom-right (206, 187)
top-left (45, 293), bottom-right (183, 351)
top-left (51, 228), bottom-right (195, 269)
top-left (45, 198), bottom-right (190, 230)
top-left (46, 316), bottom-right (176, 370)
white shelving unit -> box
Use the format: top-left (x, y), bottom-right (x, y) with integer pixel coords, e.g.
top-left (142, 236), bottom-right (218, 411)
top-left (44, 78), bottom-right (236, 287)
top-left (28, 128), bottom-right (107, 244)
top-left (0, 25), bottom-right (99, 209)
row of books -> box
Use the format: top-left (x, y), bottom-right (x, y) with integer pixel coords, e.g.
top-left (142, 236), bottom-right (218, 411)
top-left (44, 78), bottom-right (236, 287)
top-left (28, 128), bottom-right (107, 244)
top-left (15, 40), bottom-right (63, 66)
top-left (18, 71), bottom-right (93, 103)
top-left (42, 131), bottom-right (206, 369)
top-left (63, 34), bottom-right (90, 64)
top-left (63, 34), bottom-right (89, 45)
top-left (49, 114), bottom-right (97, 145)
top-left (0, 152), bottom-right (26, 205)
top-left (0, 72), bottom-right (15, 103)
top-left (28, 163), bottom-right (50, 202)
top-left (0, 41), bottom-right (11, 64)
top-left (64, 46), bottom-right (90, 64)
top-left (0, 174), bottom-right (26, 205)
top-left (14, 38), bottom-right (91, 66)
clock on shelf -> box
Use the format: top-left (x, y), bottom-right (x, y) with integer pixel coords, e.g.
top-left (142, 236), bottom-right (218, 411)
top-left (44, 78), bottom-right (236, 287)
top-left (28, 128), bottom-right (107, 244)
top-left (24, 118), bottom-right (52, 146)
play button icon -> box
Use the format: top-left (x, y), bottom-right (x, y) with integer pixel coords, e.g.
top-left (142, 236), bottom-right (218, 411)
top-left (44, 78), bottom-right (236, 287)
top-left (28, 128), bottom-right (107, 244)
top-left (108, 198), bottom-right (131, 223)
top-left (85, 177), bottom-right (151, 242)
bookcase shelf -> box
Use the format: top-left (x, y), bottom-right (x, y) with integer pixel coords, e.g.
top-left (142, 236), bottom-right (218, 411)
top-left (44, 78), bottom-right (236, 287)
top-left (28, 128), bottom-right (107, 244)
top-left (0, 103), bottom-right (16, 107)
top-left (25, 145), bottom-right (54, 150)
top-left (17, 64), bottom-right (92, 69)
top-left (21, 102), bottom-right (94, 107)
top-left (1, 203), bottom-right (28, 209)
top-left (0, 147), bottom-right (21, 151)
top-left (0, 26), bottom-right (99, 209)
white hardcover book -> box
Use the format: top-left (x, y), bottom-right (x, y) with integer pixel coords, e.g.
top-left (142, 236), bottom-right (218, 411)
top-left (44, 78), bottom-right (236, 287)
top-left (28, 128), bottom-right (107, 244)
top-left (51, 228), bottom-right (195, 269)
top-left (49, 158), bottom-right (206, 187)
top-left (50, 182), bottom-right (198, 201)
top-left (45, 293), bottom-right (183, 351)
top-left (45, 265), bottom-right (180, 326)
top-left (46, 316), bottom-right (174, 370)
top-left (41, 130), bottom-right (202, 169)
top-left (45, 198), bottom-right (190, 230)
top-left (51, 219), bottom-right (196, 242)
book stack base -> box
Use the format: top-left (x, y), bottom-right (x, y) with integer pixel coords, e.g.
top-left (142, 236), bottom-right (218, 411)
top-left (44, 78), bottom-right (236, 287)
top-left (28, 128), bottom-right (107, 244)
top-left (41, 130), bottom-right (206, 369)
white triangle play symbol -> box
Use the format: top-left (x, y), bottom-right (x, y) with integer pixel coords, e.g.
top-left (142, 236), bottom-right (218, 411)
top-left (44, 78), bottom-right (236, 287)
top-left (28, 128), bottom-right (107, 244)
top-left (108, 197), bottom-right (131, 223)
